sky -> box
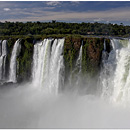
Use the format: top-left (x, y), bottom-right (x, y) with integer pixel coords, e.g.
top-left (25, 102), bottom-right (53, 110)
top-left (1, 1), bottom-right (130, 25)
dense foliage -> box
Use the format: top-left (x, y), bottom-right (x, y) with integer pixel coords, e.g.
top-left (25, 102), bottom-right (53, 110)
top-left (0, 21), bottom-right (130, 37)
top-left (64, 36), bottom-right (108, 81)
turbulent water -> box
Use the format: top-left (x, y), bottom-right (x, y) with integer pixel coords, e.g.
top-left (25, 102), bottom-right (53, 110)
top-left (0, 40), bottom-right (7, 80)
top-left (1, 38), bottom-right (130, 128)
top-left (9, 39), bottom-right (21, 83)
top-left (32, 38), bottom-right (64, 94)
top-left (100, 38), bottom-right (130, 105)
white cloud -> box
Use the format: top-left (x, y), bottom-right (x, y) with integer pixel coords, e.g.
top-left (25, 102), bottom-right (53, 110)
top-left (3, 8), bottom-right (10, 11)
top-left (94, 18), bottom-right (104, 22)
top-left (45, 1), bottom-right (61, 6)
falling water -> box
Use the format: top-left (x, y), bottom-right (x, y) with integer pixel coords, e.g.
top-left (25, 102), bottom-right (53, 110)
top-left (76, 44), bottom-right (83, 72)
top-left (0, 40), bottom-right (2, 56)
top-left (68, 44), bottom-right (83, 92)
top-left (32, 38), bottom-right (64, 94)
top-left (32, 39), bottom-right (52, 87)
top-left (112, 39), bottom-right (130, 104)
top-left (49, 39), bottom-right (64, 94)
top-left (9, 39), bottom-right (21, 83)
top-left (0, 40), bottom-right (7, 80)
top-left (0, 40), bottom-right (2, 80)
top-left (100, 38), bottom-right (130, 104)
top-left (103, 39), bottom-right (106, 51)
top-left (75, 44), bottom-right (83, 86)
top-left (100, 39), bottom-right (118, 99)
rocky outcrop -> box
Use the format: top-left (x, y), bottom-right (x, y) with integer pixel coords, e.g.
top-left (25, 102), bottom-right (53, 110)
top-left (82, 38), bottom-right (104, 76)
top-left (64, 36), bottom-right (105, 78)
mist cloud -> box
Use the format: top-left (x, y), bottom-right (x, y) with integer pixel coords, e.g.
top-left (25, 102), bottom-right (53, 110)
top-left (0, 83), bottom-right (130, 128)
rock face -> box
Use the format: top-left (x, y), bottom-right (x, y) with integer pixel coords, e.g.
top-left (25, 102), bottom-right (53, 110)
top-left (82, 38), bottom-right (104, 76)
top-left (64, 36), bottom-right (105, 76)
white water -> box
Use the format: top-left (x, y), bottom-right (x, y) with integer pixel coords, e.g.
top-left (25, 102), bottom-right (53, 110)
top-left (32, 38), bottom-right (64, 94)
top-left (100, 38), bottom-right (130, 105)
top-left (74, 44), bottom-right (83, 84)
top-left (112, 39), bottom-right (130, 104)
top-left (68, 44), bottom-right (83, 92)
top-left (0, 40), bottom-right (7, 80)
top-left (49, 39), bottom-right (64, 94)
top-left (8, 39), bottom-right (21, 83)
top-left (76, 44), bottom-right (82, 73)
top-left (0, 40), bottom-right (2, 56)
top-left (104, 39), bottom-right (106, 51)
top-left (32, 39), bottom-right (52, 87)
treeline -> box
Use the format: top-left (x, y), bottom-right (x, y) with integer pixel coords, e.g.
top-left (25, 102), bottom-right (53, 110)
top-left (0, 21), bottom-right (130, 37)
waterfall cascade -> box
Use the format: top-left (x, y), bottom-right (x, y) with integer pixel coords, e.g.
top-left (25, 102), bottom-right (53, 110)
top-left (75, 44), bottom-right (82, 74)
top-left (67, 44), bottom-right (83, 93)
top-left (1, 37), bottom-right (130, 128)
top-left (0, 40), bottom-right (7, 80)
top-left (1, 37), bottom-right (130, 101)
top-left (32, 38), bottom-right (64, 94)
top-left (100, 38), bottom-right (130, 104)
top-left (8, 39), bottom-right (21, 83)
top-left (0, 40), bottom-right (2, 56)
top-left (32, 39), bottom-right (52, 87)
top-left (73, 44), bottom-right (82, 84)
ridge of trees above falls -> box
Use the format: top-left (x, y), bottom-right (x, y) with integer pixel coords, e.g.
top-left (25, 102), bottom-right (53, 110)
top-left (0, 21), bottom-right (130, 37)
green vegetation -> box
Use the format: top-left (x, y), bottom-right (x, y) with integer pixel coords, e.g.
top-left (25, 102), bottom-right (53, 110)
top-left (0, 21), bottom-right (130, 37)
top-left (82, 38), bottom-right (104, 77)
top-left (16, 37), bottom-right (34, 82)
top-left (64, 35), bottom-right (81, 72)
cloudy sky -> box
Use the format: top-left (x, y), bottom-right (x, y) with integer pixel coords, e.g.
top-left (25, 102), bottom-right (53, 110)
top-left (1, 1), bottom-right (130, 25)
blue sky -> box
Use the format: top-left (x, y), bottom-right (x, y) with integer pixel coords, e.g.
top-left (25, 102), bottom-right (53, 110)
top-left (1, 1), bottom-right (130, 25)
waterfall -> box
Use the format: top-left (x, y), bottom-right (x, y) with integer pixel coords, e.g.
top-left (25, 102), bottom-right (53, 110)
top-left (101, 39), bottom-right (109, 63)
top-left (100, 39), bottom-right (119, 99)
top-left (32, 38), bottom-right (64, 94)
top-left (100, 38), bottom-right (130, 103)
top-left (9, 39), bottom-right (21, 83)
top-left (103, 39), bottom-right (106, 51)
top-left (2, 36), bottom-right (130, 102)
top-left (68, 44), bottom-right (83, 92)
top-left (76, 44), bottom-right (82, 72)
top-left (112, 39), bottom-right (130, 103)
top-left (49, 39), bottom-right (64, 94)
top-left (0, 40), bottom-right (2, 56)
top-left (32, 39), bottom-right (52, 87)
top-left (0, 40), bottom-right (7, 80)
top-left (75, 44), bottom-right (83, 86)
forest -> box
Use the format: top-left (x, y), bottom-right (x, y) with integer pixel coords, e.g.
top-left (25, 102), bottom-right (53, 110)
top-left (0, 21), bottom-right (130, 37)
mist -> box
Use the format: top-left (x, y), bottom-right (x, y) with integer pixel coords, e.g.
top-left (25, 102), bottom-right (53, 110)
top-left (0, 83), bottom-right (130, 129)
